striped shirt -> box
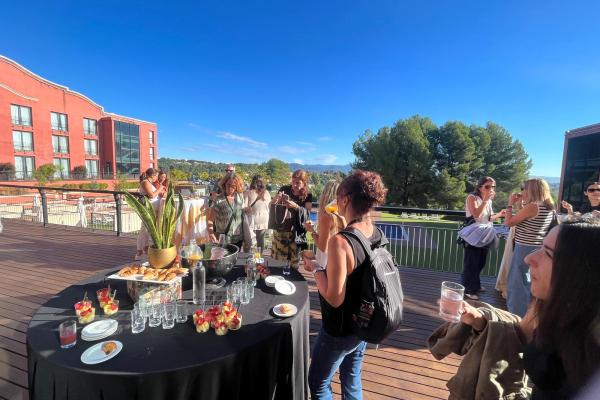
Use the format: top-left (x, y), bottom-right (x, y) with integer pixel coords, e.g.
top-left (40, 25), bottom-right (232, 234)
top-left (514, 204), bottom-right (554, 246)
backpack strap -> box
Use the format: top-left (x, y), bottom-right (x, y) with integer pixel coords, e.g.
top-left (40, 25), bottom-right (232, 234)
top-left (338, 226), bottom-right (383, 261)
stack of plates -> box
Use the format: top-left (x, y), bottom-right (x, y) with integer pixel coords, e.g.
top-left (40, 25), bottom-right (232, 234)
top-left (81, 319), bottom-right (118, 341)
top-left (265, 275), bottom-right (284, 288)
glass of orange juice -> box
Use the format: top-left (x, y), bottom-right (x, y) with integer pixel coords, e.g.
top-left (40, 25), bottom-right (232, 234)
top-left (325, 199), bottom-right (338, 214)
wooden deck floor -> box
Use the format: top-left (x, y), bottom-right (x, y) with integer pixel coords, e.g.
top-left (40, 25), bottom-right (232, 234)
top-left (0, 220), bottom-right (505, 400)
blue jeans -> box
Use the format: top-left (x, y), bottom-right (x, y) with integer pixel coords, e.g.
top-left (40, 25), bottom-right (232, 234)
top-left (308, 328), bottom-right (367, 400)
top-left (507, 243), bottom-right (539, 317)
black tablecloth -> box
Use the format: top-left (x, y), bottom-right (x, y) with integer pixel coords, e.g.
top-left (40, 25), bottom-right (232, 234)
top-left (27, 259), bottom-right (309, 400)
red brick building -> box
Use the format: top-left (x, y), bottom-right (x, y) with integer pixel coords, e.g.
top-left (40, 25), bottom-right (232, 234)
top-left (0, 55), bottom-right (157, 181)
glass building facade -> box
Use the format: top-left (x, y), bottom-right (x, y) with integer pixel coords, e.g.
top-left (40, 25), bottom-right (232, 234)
top-left (114, 120), bottom-right (140, 175)
top-left (561, 128), bottom-right (600, 210)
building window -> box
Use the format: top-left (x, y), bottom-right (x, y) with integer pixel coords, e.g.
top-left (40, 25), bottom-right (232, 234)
top-left (149, 163), bottom-right (154, 169)
top-left (84, 139), bottom-right (98, 155)
top-left (50, 112), bottom-right (68, 131)
top-left (52, 135), bottom-right (69, 154)
top-left (149, 130), bottom-right (154, 144)
top-left (11, 104), bottom-right (32, 126)
top-left (149, 147), bottom-right (155, 160)
top-left (83, 118), bottom-right (97, 135)
top-left (85, 160), bottom-right (99, 178)
top-left (14, 156), bottom-right (35, 180)
top-left (12, 131), bottom-right (33, 151)
top-left (53, 158), bottom-right (70, 179)
top-left (114, 120), bottom-right (140, 175)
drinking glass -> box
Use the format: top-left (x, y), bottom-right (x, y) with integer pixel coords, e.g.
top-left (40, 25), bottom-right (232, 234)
top-left (240, 282), bottom-right (251, 305)
top-left (246, 279), bottom-right (255, 300)
top-left (149, 302), bottom-right (163, 328)
top-left (131, 308), bottom-right (146, 334)
top-left (59, 320), bottom-right (77, 349)
top-left (162, 301), bottom-right (176, 329)
top-left (439, 281), bottom-right (465, 323)
top-left (283, 261), bottom-right (291, 276)
top-left (176, 300), bottom-right (188, 323)
top-left (232, 281), bottom-right (243, 303)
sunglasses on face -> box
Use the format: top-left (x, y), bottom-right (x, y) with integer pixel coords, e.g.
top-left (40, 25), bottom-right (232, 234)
top-left (587, 188), bottom-right (600, 193)
top-left (484, 185), bottom-right (496, 189)
top-left (225, 169), bottom-right (234, 173)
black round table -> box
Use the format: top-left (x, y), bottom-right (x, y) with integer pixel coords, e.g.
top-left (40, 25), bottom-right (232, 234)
top-left (27, 259), bottom-right (309, 400)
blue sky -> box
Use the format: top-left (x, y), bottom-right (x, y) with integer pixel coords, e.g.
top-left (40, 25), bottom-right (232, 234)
top-left (2, 1), bottom-right (600, 176)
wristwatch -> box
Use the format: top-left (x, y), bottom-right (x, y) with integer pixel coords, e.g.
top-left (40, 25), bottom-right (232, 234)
top-left (313, 263), bottom-right (326, 275)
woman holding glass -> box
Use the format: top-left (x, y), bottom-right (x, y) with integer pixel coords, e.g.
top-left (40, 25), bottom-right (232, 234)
top-left (456, 218), bottom-right (600, 399)
top-left (303, 180), bottom-right (345, 268)
top-left (561, 181), bottom-right (600, 216)
top-left (207, 174), bottom-right (245, 249)
top-left (302, 170), bottom-right (388, 399)
top-left (269, 169), bottom-right (312, 267)
top-left (504, 178), bottom-right (555, 317)
top-left (243, 175), bottom-right (271, 251)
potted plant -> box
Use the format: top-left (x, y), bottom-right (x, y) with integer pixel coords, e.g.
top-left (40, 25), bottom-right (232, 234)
top-left (124, 183), bottom-right (184, 269)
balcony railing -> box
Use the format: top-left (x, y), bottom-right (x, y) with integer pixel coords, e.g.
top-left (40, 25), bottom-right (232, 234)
top-left (0, 172), bottom-right (138, 181)
top-left (0, 184), bottom-right (506, 277)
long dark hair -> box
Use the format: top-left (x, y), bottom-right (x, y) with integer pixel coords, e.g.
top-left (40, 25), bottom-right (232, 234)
top-left (140, 167), bottom-right (157, 182)
top-left (250, 175), bottom-right (265, 192)
top-left (535, 220), bottom-right (600, 388)
top-left (291, 169), bottom-right (309, 201)
top-left (472, 176), bottom-right (495, 198)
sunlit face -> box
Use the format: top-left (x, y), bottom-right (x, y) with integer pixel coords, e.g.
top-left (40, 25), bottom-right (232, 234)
top-left (225, 182), bottom-right (236, 196)
top-left (148, 174), bottom-right (158, 183)
top-left (479, 180), bottom-right (496, 196)
top-left (158, 174), bottom-right (166, 183)
top-left (291, 178), bottom-right (304, 195)
top-left (525, 226), bottom-right (559, 300)
top-left (336, 192), bottom-right (351, 218)
top-left (585, 183), bottom-right (600, 205)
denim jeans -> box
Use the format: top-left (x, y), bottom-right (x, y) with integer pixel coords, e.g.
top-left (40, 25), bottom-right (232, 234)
top-left (507, 243), bottom-right (539, 317)
top-left (308, 328), bottom-right (367, 400)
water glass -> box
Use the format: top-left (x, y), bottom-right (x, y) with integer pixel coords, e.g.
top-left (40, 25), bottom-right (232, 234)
top-left (131, 308), bottom-right (146, 334)
top-left (439, 281), bottom-right (465, 323)
top-left (176, 300), bottom-right (188, 323)
top-left (149, 302), bottom-right (163, 327)
top-left (232, 281), bottom-right (242, 303)
top-left (59, 320), bottom-right (77, 349)
top-left (283, 261), bottom-right (291, 276)
top-left (163, 301), bottom-right (176, 329)
top-left (240, 281), bottom-right (251, 305)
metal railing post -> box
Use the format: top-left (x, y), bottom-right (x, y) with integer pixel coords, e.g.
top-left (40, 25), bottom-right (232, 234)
top-left (38, 188), bottom-right (48, 227)
top-left (114, 193), bottom-right (123, 237)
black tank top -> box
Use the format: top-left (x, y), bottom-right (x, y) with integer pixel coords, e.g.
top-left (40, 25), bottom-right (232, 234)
top-left (319, 226), bottom-right (383, 337)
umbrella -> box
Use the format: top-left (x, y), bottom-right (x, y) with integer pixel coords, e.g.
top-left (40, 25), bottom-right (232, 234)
top-left (77, 196), bottom-right (87, 228)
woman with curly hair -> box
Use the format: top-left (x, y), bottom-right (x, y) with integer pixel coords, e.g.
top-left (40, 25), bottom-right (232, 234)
top-left (270, 169), bottom-right (313, 267)
top-left (303, 170), bottom-right (389, 399)
top-left (207, 173), bottom-right (245, 248)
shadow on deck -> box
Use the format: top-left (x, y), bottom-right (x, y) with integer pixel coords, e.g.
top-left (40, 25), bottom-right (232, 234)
top-left (0, 220), bottom-right (505, 400)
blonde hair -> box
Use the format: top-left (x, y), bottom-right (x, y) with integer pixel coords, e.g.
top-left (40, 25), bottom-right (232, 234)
top-left (523, 178), bottom-right (555, 211)
top-left (318, 180), bottom-right (341, 235)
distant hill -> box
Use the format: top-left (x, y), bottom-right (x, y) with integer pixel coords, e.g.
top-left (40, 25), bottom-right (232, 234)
top-left (530, 176), bottom-right (560, 185)
top-left (288, 163), bottom-right (352, 174)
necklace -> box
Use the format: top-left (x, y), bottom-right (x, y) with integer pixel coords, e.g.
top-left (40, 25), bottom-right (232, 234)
top-left (347, 216), bottom-right (364, 226)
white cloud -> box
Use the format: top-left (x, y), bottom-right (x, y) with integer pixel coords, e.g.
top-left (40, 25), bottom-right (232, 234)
top-left (218, 132), bottom-right (267, 148)
top-left (296, 141), bottom-right (313, 146)
top-left (293, 158), bottom-right (305, 164)
top-left (278, 145), bottom-right (308, 154)
top-left (312, 154), bottom-right (338, 164)
top-left (317, 136), bottom-right (332, 142)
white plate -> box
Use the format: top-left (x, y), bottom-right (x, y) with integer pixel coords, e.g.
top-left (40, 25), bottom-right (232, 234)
top-left (81, 319), bottom-right (118, 338)
top-left (265, 275), bottom-right (285, 288)
top-left (81, 341), bottom-right (123, 365)
top-left (82, 325), bottom-right (118, 342)
top-left (274, 280), bottom-right (296, 295)
top-left (273, 303), bottom-right (298, 317)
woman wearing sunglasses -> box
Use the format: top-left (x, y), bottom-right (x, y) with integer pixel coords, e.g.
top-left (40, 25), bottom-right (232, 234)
top-left (561, 181), bottom-right (600, 216)
top-left (504, 178), bottom-right (555, 316)
top-left (461, 177), bottom-right (506, 300)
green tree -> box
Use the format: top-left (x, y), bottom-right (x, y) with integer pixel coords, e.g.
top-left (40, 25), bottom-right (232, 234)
top-left (427, 121), bottom-right (476, 208)
top-left (468, 122), bottom-right (532, 207)
top-left (33, 164), bottom-right (59, 186)
top-left (353, 115), bottom-right (435, 206)
top-left (169, 168), bottom-right (189, 182)
top-left (263, 159), bottom-right (290, 185)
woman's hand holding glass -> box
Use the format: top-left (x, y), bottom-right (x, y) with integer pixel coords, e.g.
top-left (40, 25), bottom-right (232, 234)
top-left (459, 301), bottom-right (487, 331)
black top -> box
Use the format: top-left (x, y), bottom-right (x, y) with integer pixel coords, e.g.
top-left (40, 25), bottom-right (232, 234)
top-left (579, 203), bottom-right (600, 213)
top-left (319, 227), bottom-right (383, 337)
top-left (523, 341), bottom-right (574, 399)
top-left (270, 185), bottom-right (313, 232)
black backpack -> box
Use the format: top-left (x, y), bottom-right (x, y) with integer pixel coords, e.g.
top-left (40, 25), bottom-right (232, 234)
top-left (339, 227), bottom-right (404, 344)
